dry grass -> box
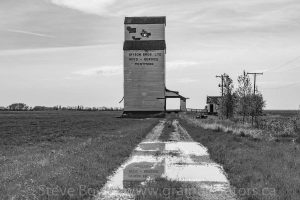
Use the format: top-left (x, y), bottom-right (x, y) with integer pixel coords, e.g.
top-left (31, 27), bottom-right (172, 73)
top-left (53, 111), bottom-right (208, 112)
top-left (0, 111), bottom-right (159, 200)
top-left (181, 114), bottom-right (265, 140)
top-left (184, 110), bottom-right (300, 140)
top-left (158, 120), bottom-right (174, 141)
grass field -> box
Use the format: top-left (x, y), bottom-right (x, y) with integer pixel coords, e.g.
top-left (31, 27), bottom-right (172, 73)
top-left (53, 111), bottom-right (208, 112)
top-left (0, 111), bottom-right (159, 200)
top-left (180, 116), bottom-right (300, 200)
top-left (2, 110), bottom-right (299, 200)
top-left (264, 110), bottom-right (299, 118)
top-left (186, 109), bottom-right (300, 140)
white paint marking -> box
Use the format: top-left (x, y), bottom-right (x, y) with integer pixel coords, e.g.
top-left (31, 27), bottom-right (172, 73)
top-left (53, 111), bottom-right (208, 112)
top-left (94, 119), bottom-right (236, 200)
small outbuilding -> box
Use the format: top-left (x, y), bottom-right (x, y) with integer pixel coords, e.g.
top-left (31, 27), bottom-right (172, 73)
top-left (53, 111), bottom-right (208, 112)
top-left (206, 96), bottom-right (221, 115)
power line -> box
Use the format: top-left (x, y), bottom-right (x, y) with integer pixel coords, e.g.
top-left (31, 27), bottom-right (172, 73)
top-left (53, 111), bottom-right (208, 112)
top-left (267, 55), bottom-right (300, 72)
top-left (262, 81), bottom-right (300, 90)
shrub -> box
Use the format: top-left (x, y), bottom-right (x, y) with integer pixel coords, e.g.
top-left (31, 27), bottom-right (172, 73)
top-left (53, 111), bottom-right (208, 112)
top-left (257, 117), bottom-right (297, 137)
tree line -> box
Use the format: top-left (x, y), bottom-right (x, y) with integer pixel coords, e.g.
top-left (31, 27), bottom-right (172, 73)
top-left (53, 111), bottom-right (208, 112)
top-left (0, 103), bottom-right (123, 111)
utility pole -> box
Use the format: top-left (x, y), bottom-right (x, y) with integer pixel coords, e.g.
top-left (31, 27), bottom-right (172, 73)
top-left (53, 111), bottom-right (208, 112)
top-left (216, 74), bottom-right (228, 96)
top-left (216, 75), bottom-right (224, 96)
top-left (247, 72), bottom-right (263, 95)
top-left (247, 72), bottom-right (263, 126)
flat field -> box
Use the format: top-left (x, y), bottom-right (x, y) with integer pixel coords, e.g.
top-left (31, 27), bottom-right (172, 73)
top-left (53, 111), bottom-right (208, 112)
top-left (264, 110), bottom-right (299, 118)
top-left (0, 111), bottom-right (159, 199)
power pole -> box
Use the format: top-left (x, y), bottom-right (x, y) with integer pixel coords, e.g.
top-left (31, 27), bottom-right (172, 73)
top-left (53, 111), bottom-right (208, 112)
top-left (216, 75), bottom-right (224, 96)
top-left (247, 72), bottom-right (263, 125)
top-left (216, 74), bottom-right (228, 96)
top-left (247, 72), bottom-right (263, 95)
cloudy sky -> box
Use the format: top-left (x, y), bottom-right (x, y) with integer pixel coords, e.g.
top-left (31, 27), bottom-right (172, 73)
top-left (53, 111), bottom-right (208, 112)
top-left (0, 0), bottom-right (300, 109)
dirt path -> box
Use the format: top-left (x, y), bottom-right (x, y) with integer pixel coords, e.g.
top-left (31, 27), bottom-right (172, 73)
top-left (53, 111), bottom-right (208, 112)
top-left (95, 119), bottom-right (236, 200)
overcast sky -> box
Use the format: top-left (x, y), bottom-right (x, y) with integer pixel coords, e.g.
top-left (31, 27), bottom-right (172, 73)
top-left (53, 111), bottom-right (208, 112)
top-left (0, 0), bottom-right (299, 109)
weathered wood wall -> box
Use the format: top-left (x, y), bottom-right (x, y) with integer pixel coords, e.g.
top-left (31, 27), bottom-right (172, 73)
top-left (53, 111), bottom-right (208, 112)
top-left (124, 17), bottom-right (166, 112)
top-left (180, 99), bottom-right (187, 111)
top-left (124, 50), bottom-right (165, 111)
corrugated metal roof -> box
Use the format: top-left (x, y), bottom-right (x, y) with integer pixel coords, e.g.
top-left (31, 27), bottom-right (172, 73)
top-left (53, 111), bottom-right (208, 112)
top-left (124, 17), bottom-right (166, 24)
top-left (123, 41), bottom-right (166, 50)
top-left (207, 96), bottom-right (221, 104)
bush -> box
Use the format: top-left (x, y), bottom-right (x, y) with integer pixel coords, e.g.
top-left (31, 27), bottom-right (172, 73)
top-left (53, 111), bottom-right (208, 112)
top-left (258, 118), bottom-right (297, 137)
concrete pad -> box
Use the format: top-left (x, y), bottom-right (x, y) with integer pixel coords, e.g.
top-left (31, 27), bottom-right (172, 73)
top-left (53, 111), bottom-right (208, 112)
top-left (95, 119), bottom-right (236, 200)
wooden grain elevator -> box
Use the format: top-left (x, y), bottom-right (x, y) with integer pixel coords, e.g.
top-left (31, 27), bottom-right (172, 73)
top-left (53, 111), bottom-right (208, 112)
top-left (123, 16), bottom-right (187, 116)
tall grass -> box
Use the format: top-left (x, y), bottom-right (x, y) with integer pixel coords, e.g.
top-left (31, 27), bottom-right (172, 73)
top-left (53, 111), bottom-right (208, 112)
top-left (183, 113), bottom-right (299, 140)
top-left (181, 114), bottom-right (265, 140)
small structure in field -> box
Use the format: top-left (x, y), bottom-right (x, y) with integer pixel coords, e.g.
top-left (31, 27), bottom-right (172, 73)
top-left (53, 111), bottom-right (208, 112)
top-left (123, 16), bottom-right (187, 116)
top-left (206, 96), bottom-right (221, 115)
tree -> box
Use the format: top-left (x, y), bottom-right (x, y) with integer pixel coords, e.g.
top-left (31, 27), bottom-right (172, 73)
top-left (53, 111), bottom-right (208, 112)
top-left (218, 74), bottom-right (236, 119)
top-left (8, 103), bottom-right (29, 111)
top-left (236, 71), bottom-right (252, 123)
top-left (250, 92), bottom-right (266, 126)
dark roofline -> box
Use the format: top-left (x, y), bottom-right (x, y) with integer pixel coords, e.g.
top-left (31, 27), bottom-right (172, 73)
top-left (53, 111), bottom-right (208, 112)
top-left (206, 96), bottom-right (221, 104)
top-left (165, 88), bottom-right (179, 94)
top-left (123, 41), bottom-right (166, 50)
top-left (124, 16), bottom-right (166, 25)
top-left (207, 96), bottom-right (221, 98)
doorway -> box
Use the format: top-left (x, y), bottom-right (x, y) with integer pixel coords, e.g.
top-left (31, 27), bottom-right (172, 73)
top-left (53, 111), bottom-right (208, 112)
top-left (209, 104), bottom-right (214, 113)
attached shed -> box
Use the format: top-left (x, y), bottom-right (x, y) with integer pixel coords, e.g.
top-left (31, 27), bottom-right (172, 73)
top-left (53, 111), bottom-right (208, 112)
top-left (206, 96), bottom-right (221, 115)
top-left (165, 88), bottom-right (188, 112)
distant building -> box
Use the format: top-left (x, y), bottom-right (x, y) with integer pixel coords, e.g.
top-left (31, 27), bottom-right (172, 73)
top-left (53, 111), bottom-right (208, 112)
top-left (206, 96), bottom-right (221, 115)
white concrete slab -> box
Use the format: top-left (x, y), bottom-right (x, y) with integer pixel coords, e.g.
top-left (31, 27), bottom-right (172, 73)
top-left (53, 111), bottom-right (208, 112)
top-left (95, 119), bottom-right (236, 200)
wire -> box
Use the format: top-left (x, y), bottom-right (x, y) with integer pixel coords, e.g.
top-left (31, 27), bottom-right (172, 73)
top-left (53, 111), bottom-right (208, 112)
top-left (267, 55), bottom-right (300, 72)
top-left (262, 81), bottom-right (300, 90)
